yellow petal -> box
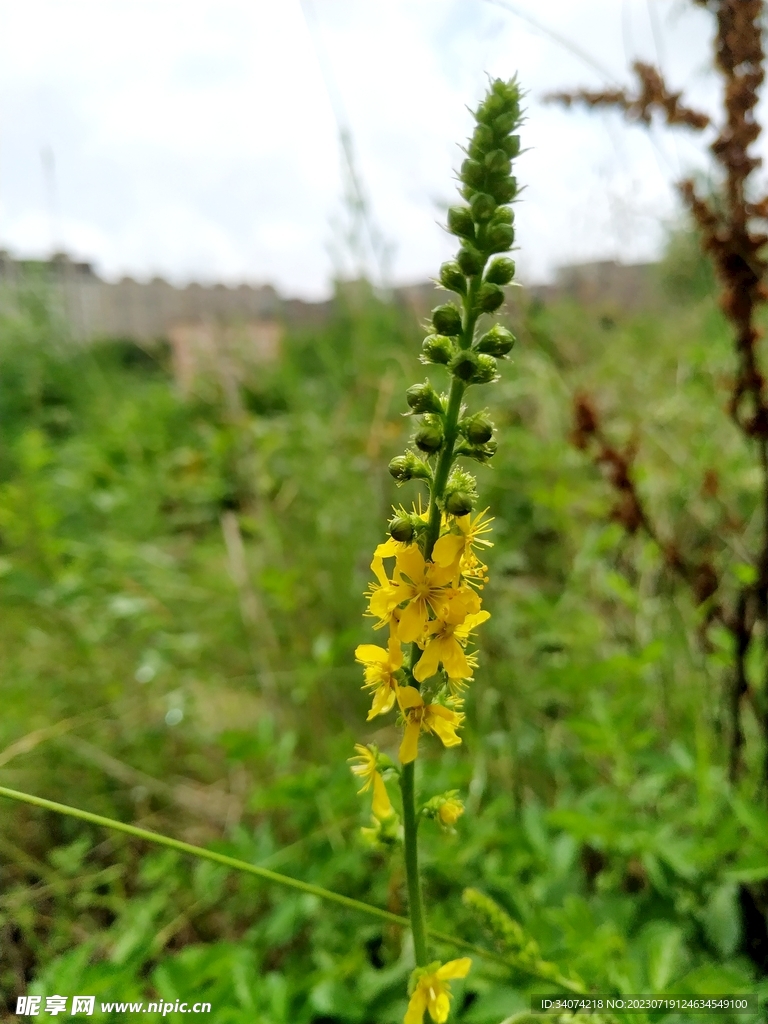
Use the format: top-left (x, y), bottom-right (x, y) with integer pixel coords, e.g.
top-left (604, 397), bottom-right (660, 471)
top-left (440, 637), bottom-right (471, 680)
top-left (396, 544), bottom-right (426, 582)
top-left (355, 644), bottom-right (389, 666)
top-left (368, 685), bottom-right (397, 720)
top-left (436, 957), bottom-right (472, 980)
top-left (428, 990), bottom-right (451, 1024)
top-left (404, 987), bottom-right (428, 1024)
top-left (372, 772), bottom-right (393, 820)
top-left (412, 639), bottom-right (443, 683)
top-left (432, 534), bottom-right (464, 568)
top-left (429, 711), bottom-right (462, 748)
top-left (399, 719), bottom-right (421, 763)
top-left (398, 598), bottom-right (427, 643)
top-left (387, 635), bottom-right (404, 669)
top-left (396, 685), bottom-right (424, 710)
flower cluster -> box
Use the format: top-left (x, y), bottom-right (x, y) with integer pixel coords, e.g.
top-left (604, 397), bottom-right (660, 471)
top-left (359, 507), bottom-right (493, 764)
top-left (348, 76), bottom-right (523, 1024)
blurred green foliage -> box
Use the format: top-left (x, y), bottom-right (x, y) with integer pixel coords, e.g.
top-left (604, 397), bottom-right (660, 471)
top-left (0, 259), bottom-right (766, 1022)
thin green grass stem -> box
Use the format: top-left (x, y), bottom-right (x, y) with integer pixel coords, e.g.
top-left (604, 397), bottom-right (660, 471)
top-left (0, 784), bottom-right (583, 990)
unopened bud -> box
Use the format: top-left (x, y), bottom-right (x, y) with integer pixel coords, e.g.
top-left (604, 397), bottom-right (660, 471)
top-left (485, 257), bottom-right (515, 285)
top-left (488, 177), bottom-right (517, 205)
top-left (414, 420), bottom-right (444, 453)
top-left (421, 335), bottom-right (453, 365)
top-left (461, 412), bottom-right (494, 445)
top-left (460, 157), bottom-right (485, 190)
top-left (389, 515), bottom-right (415, 543)
top-left (485, 221), bottom-right (515, 253)
top-left (470, 192), bottom-right (496, 223)
top-left (475, 324), bottom-right (515, 357)
top-left (470, 354), bottom-right (499, 385)
top-left (439, 261), bottom-right (466, 294)
top-left (444, 491), bottom-right (475, 516)
top-left (446, 206), bottom-right (475, 240)
top-left (388, 451), bottom-right (432, 483)
top-left (456, 246), bottom-right (484, 277)
top-left (449, 350), bottom-right (479, 382)
top-left (484, 149), bottom-right (511, 175)
top-left (476, 282), bottom-right (505, 313)
top-left (406, 381), bottom-right (444, 414)
top-left (431, 304), bottom-right (463, 337)
top-left (456, 439), bottom-right (498, 463)
top-left (468, 124), bottom-right (494, 159)
top-left (501, 134), bottom-right (521, 158)
top-left (493, 110), bottom-right (519, 136)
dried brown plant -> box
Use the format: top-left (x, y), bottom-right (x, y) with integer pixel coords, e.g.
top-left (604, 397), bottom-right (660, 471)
top-left (550, 0), bottom-right (768, 789)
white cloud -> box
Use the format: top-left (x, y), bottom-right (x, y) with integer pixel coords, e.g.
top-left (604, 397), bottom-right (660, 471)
top-left (0, 0), bottom-right (734, 298)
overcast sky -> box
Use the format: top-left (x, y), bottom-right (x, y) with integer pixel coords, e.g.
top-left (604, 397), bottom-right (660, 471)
top-left (0, 0), bottom-right (742, 298)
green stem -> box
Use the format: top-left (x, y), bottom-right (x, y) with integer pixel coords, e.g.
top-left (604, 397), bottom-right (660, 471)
top-left (424, 274), bottom-right (482, 557)
top-left (0, 783), bottom-right (585, 991)
top-left (400, 761), bottom-right (429, 965)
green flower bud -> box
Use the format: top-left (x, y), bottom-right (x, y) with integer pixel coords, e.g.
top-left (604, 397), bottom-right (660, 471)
top-left (455, 439), bottom-right (498, 463)
top-left (476, 282), bottom-right (505, 313)
top-left (470, 192), bottom-right (496, 223)
top-left (461, 411), bottom-right (494, 445)
top-left (493, 110), bottom-right (520, 136)
top-left (456, 246), bottom-right (484, 277)
top-left (444, 491), bottom-right (475, 516)
top-left (421, 334), bottom-right (454, 365)
top-left (446, 206), bottom-right (475, 240)
top-left (485, 257), bottom-right (516, 285)
top-left (389, 515), bottom-right (415, 543)
top-left (488, 177), bottom-right (517, 205)
top-left (449, 350), bottom-right (479, 382)
top-left (406, 381), bottom-right (444, 414)
top-left (501, 134), bottom-right (521, 158)
top-left (431, 303), bottom-right (463, 337)
top-left (468, 124), bottom-right (494, 158)
top-left (470, 354), bottom-right (499, 385)
top-left (438, 261), bottom-right (466, 295)
top-left (388, 451), bottom-right (432, 483)
top-left (485, 221), bottom-right (515, 253)
top-left (476, 324), bottom-right (515, 357)
top-left (493, 206), bottom-right (514, 225)
top-left (414, 419), bottom-right (444, 453)
top-left (476, 92), bottom-right (507, 126)
top-left (484, 149), bottom-right (511, 175)
top-left (460, 157), bottom-right (485, 190)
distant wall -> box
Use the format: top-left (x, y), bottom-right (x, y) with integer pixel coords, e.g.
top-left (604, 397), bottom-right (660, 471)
top-left (0, 251), bottom-right (662, 356)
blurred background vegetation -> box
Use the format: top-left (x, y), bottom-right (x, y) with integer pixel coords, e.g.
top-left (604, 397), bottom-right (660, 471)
top-left (1, 226), bottom-right (767, 1023)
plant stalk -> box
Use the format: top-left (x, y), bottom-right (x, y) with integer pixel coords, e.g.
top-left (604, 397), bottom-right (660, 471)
top-left (400, 760), bottom-right (429, 966)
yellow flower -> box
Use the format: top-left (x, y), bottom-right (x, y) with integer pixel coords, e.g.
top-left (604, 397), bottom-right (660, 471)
top-left (396, 687), bottom-right (464, 763)
top-left (348, 744), bottom-right (393, 820)
top-left (438, 797), bottom-right (464, 827)
top-left (355, 636), bottom-right (403, 720)
top-left (404, 959), bottom-right (472, 1024)
top-left (366, 555), bottom-right (403, 629)
top-left (392, 546), bottom-right (458, 643)
top-left (413, 608), bottom-right (490, 684)
top-left (433, 509), bottom-right (493, 586)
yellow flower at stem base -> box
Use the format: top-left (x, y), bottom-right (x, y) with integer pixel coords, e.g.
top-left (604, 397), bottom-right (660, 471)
top-left (348, 744), bottom-right (394, 820)
top-left (397, 687), bottom-right (464, 763)
top-left (355, 636), bottom-right (403, 719)
top-left (404, 958), bottom-right (472, 1024)
top-left (438, 796), bottom-right (464, 828)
